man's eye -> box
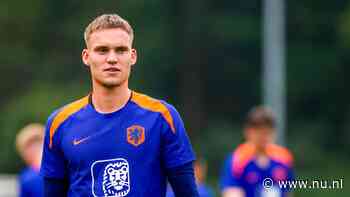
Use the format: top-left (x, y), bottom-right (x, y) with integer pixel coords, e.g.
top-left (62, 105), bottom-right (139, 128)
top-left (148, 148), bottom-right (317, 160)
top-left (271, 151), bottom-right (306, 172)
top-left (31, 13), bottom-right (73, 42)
top-left (116, 50), bottom-right (126, 54)
top-left (96, 48), bottom-right (109, 53)
top-left (115, 47), bottom-right (128, 54)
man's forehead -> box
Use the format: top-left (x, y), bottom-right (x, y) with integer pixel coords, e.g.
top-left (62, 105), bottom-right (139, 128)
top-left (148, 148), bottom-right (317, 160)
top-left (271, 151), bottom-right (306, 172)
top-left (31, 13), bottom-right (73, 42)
top-left (87, 28), bottom-right (132, 47)
top-left (248, 127), bottom-right (274, 132)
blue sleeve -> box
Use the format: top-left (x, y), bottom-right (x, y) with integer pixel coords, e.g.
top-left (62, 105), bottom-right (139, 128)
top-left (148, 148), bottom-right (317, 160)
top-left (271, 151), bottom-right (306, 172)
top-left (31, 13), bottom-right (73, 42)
top-left (40, 110), bottom-right (68, 179)
top-left (161, 102), bottom-right (196, 169)
top-left (43, 177), bottom-right (68, 197)
top-left (197, 184), bottom-right (215, 197)
top-left (219, 154), bottom-right (241, 191)
top-left (166, 185), bottom-right (175, 197)
top-left (283, 165), bottom-right (295, 193)
top-left (288, 166), bottom-right (295, 181)
top-left (166, 161), bottom-right (199, 197)
top-left (18, 178), bottom-right (28, 197)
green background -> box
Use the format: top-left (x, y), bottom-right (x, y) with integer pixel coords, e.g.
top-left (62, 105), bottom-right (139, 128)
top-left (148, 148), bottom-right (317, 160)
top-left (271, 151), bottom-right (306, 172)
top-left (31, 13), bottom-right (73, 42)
top-left (0, 0), bottom-right (348, 196)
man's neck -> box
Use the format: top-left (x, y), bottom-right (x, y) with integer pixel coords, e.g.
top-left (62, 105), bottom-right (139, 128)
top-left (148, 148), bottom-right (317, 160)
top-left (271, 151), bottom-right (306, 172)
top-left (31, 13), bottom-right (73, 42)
top-left (256, 153), bottom-right (270, 169)
top-left (253, 144), bottom-right (270, 168)
top-left (28, 155), bottom-right (41, 172)
top-left (91, 84), bottom-right (131, 114)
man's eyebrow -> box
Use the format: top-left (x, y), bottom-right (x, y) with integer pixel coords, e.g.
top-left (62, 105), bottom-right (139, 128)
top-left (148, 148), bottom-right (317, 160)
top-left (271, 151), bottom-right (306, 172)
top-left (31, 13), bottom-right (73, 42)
top-left (93, 45), bottom-right (109, 50)
top-left (115, 46), bottom-right (129, 50)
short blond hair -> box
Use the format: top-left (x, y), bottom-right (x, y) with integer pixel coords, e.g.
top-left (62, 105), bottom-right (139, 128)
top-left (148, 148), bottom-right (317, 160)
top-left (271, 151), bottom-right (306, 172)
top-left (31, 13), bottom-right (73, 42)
top-left (15, 123), bottom-right (45, 157)
top-left (84, 14), bottom-right (134, 46)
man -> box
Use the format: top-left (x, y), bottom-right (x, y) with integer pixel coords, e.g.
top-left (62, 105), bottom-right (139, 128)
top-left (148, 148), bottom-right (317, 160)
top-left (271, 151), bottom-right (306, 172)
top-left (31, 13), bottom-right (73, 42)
top-left (166, 158), bottom-right (214, 197)
top-left (220, 106), bottom-right (294, 197)
top-left (16, 123), bottom-right (45, 197)
top-left (40, 14), bottom-right (199, 197)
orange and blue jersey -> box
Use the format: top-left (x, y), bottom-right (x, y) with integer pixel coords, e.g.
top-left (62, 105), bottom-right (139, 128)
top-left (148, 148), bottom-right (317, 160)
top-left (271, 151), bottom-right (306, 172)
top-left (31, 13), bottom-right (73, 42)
top-left (220, 143), bottom-right (294, 197)
top-left (18, 167), bottom-right (44, 197)
top-left (40, 91), bottom-right (195, 197)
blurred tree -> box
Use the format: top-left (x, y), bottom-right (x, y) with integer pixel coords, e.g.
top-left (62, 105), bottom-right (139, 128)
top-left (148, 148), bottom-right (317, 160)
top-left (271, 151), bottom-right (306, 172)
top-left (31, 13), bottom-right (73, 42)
top-left (174, 0), bottom-right (209, 138)
top-left (0, 4), bottom-right (349, 197)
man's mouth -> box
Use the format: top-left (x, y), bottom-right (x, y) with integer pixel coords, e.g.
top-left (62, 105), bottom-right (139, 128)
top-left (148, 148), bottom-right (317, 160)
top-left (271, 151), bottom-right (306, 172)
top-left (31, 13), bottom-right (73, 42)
top-left (104, 67), bottom-right (121, 72)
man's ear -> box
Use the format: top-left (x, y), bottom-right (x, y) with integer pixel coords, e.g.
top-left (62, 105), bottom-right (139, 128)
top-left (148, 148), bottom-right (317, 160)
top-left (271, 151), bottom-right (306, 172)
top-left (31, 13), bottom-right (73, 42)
top-left (82, 49), bottom-right (89, 67)
top-left (130, 48), bottom-right (137, 66)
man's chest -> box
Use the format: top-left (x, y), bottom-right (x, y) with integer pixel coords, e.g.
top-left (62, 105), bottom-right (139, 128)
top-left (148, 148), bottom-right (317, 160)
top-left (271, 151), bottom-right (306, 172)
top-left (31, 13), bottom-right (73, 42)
top-left (59, 115), bottom-right (162, 167)
top-left (242, 161), bottom-right (289, 185)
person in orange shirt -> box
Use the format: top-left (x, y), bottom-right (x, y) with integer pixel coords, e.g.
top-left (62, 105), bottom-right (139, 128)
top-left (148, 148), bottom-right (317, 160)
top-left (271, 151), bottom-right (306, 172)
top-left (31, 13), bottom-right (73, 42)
top-left (220, 106), bottom-right (294, 197)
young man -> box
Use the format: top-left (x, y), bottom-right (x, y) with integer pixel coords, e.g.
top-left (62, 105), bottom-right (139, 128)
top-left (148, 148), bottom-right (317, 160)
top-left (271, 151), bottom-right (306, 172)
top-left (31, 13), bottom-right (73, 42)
top-left (16, 123), bottom-right (45, 197)
top-left (40, 14), bottom-right (199, 197)
top-left (220, 106), bottom-right (294, 197)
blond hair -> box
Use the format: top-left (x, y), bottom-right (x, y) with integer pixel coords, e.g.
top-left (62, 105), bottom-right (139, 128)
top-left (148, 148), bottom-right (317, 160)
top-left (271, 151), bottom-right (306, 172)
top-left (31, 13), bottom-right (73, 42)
top-left (84, 14), bottom-right (134, 46)
top-left (15, 123), bottom-right (45, 157)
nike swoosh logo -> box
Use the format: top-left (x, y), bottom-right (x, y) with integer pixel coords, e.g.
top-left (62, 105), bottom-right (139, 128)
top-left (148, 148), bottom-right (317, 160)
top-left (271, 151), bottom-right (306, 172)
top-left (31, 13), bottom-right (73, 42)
top-left (73, 136), bottom-right (91, 146)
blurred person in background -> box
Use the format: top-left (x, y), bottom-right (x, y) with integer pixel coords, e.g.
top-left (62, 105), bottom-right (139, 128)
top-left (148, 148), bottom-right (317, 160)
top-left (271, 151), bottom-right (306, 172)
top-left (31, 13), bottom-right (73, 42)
top-left (40, 13), bottom-right (198, 197)
top-left (15, 123), bottom-right (45, 197)
top-left (219, 106), bottom-right (294, 197)
top-left (167, 158), bottom-right (214, 197)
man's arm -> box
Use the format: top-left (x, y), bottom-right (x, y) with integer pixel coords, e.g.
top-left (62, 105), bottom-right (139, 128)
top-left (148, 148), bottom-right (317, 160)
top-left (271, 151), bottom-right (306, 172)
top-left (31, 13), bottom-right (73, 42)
top-left (219, 154), bottom-right (246, 197)
top-left (43, 177), bottom-right (68, 197)
top-left (41, 109), bottom-right (69, 196)
top-left (166, 161), bottom-right (199, 197)
top-left (159, 103), bottom-right (198, 196)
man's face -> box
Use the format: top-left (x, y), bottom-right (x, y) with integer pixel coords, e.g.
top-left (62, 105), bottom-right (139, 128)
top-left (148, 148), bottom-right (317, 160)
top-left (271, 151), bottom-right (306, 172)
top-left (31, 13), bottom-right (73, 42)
top-left (245, 127), bottom-right (275, 150)
top-left (82, 28), bottom-right (137, 88)
top-left (23, 140), bottom-right (43, 166)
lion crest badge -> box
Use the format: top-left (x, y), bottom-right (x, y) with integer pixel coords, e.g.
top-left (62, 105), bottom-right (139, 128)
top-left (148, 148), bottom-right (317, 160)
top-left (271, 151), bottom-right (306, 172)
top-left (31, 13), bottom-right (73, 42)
top-left (91, 158), bottom-right (130, 197)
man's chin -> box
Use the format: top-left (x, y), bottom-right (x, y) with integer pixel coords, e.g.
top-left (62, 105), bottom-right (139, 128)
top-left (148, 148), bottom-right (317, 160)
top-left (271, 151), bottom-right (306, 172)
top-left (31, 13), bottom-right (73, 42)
top-left (93, 78), bottom-right (127, 89)
top-left (95, 80), bottom-right (121, 88)
top-left (101, 82), bottom-right (121, 88)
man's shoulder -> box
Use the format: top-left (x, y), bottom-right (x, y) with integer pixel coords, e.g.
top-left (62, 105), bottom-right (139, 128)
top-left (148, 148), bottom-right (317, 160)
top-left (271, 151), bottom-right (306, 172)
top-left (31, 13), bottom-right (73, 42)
top-left (130, 91), bottom-right (176, 110)
top-left (266, 144), bottom-right (294, 167)
top-left (47, 95), bottom-right (90, 123)
top-left (229, 143), bottom-right (256, 178)
top-left (130, 91), bottom-right (179, 132)
top-left (232, 143), bottom-right (256, 161)
top-left (46, 96), bottom-right (89, 147)
top-left (19, 167), bottom-right (40, 183)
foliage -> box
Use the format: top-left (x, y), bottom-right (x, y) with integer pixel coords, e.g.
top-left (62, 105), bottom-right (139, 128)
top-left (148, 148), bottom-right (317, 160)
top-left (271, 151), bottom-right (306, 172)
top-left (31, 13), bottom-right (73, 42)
top-left (0, 0), bottom-right (349, 195)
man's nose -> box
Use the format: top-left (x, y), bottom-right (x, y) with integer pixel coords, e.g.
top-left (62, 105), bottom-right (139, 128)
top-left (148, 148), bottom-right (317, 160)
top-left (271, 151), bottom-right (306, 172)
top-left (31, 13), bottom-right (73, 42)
top-left (107, 52), bottom-right (118, 64)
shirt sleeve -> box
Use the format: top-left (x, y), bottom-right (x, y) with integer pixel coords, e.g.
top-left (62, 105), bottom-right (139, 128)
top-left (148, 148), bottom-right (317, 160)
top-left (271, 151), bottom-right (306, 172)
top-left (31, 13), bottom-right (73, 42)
top-left (43, 177), bottom-right (69, 197)
top-left (219, 154), bottom-right (241, 191)
top-left (160, 102), bottom-right (196, 169)
top-left (283, 164), bottom-right (295, 193)
top-left (40, 110), bottom-right (68, 179)
top-left (287, 165), bottom-right (295, 181)
top-left (18, 177), bottom-right (28, 197)
top-left (166, 161), bottom-right (199, 197)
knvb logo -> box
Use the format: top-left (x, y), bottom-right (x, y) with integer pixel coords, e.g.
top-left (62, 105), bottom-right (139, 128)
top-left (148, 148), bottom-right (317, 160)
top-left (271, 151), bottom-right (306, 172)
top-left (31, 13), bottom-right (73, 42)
top-left (127, 125), bottom-right (145, 147)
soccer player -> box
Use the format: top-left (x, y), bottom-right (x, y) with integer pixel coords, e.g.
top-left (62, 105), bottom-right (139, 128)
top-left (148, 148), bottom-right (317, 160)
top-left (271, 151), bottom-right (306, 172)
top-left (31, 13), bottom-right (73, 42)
top-left (40, 14), bottom-right (199, 197)
top-left (219, 106), bottom-right (294, 197)
top-left (16, 123), bottom-right (45, 197)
